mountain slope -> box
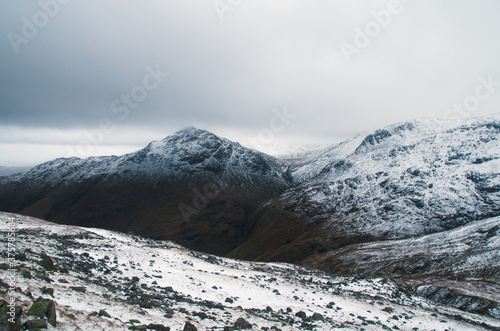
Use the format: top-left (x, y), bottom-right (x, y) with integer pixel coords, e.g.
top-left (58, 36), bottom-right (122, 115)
top-left (0, 128), bottom-right (292, 256)
top-left (0, 166), bottom-right (30, 177)
top-left (301, 215), bottom-right (500, 279)
top-left (2, 212), bottom-right (499, 330)
top-left (229, 115), bottom-right (500, 263)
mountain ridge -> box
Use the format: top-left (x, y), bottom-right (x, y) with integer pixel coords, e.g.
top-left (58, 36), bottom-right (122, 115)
top-left (1, 114), bottom-right (499, 270)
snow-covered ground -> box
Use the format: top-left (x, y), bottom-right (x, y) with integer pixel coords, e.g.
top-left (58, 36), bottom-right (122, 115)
top-left (1, 212), bottom-right (500, 330)
top-left (263, 114), bottom-right (500, 243)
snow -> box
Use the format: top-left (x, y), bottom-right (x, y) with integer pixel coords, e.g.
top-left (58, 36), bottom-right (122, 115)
top-left (2, 212), bottom-right (498, 330)
top-left (263, 113), bottom-right (500, 245)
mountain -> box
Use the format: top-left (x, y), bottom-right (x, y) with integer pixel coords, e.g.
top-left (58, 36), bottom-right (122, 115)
top-left (2, 212), bottom-right (499, 330)
top-left (1, 116), bottom-right (499, 275)
top-left (229, 115), bottom-right (500, 264)
top-left (0, 128), bottom-right (292, 256)
top-left (0, 166), bottom-right (30, 177)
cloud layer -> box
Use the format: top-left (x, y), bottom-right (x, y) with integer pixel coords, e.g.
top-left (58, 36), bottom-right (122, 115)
top-left (1, 0), bottom-right (499, 165)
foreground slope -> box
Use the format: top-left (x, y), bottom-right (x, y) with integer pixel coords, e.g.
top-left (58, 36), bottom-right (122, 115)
top-left (0, 128), bottom-right (292, 256)
top-left (300, 215), bottom-right (500, 320)
top-left (2, 212), bottom-right (499, 330)
top-left (230, 115), bottom-right (500, 263)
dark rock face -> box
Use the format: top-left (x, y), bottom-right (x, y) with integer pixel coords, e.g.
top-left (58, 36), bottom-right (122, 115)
top-left (0, 128), bottom-right (292, 256)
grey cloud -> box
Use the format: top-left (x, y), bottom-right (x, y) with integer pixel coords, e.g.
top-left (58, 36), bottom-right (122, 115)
top-left (0, 0), bottom-right (500, 166)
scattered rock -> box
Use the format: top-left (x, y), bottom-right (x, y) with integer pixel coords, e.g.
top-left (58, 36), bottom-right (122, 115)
top-left (38, 254), bottom-right (56, 271)
top-left (312, 313), bottom-right (324, 321)
top-left (0, 299), bottom-right (22, 330)
top-left (295, 311), bottom-right (307, 320)
top-left (234, 317), bottom-right (252, 329)
top-left (41, 286), bottom-right (54, 297)
top-left (27, 297), bottom-right (56, 327)
top-left (70, 286), bottom-right (87, 293)
top-left (183, 321), bottom-right (198, 331)
top-left (382, 307), bottom-right (394, 313)
top-left (147, 323), bottom-right (170, 331)
top-left (23, 319), bottom-right (48, 329)
top-left (98, 309), bottom-right (111, 318)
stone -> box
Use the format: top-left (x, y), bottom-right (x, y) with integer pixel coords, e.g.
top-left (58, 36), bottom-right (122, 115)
top-left (295, 311), bottom-right (307, 320)
top-left (70, 286), bottom-right (87, 293)
top-left (23, 319), bottom-right (48, 329)
top-left (38, 254), bottom-right (56, 271)
top-left (41, 287), bottom-right (54, 297)
top-left (147, 323), bottom-right (170, 331)
top-left (183, 321), bottom-right (198, 331)
top-left (27, 297), bottom-right (56, 327)
top-left (0, 299), bottom-right (22, 331)
top-left (234, 317), bottom-right (252, 329)
top-left (98, 309), bottom-right (111, 318)
top-left (312, 313), bottom-right (324, 321)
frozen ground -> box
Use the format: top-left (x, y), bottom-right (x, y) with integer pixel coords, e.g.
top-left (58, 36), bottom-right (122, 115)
top-left (1, 212), bottom-right (500, 330)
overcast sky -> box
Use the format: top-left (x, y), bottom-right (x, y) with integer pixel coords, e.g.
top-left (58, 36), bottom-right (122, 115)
top-left (1, 0), bottom-right (499, 166)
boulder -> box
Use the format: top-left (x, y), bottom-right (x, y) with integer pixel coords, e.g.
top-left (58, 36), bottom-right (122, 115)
top-left (98, 309), bottom-right (111, 318)
top-left (27, 297), bottom-right (56, 327)
top-left (0, 299), bottom-right (22, 331)
top-left (23, 319), bottom-right (48, 329)
top-left (183, 321), bottom-right (198, 331)
top-left (38, 254), bottom-right (56, 271)
top-left (234, 317), bottom-right (252, 329)
top-left (147, 323), bottom-right (170, 331)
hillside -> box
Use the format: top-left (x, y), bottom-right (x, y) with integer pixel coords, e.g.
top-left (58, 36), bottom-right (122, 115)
top-left (229, 115), bottom-right (500, 263)
top-left (1, 212), bottom-right (499, 330)
top-left (0, 128), bottom-right (292, 256)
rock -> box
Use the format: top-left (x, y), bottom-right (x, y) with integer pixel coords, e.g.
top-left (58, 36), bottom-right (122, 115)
top-left (223, 327), bottom-right (235, 331)
top-left (183, 321), bottom-right (198, 331)
top-left (21, 269), bottom-right (32, 279)
top-left (234, 317), bottom-right (252, 329)
top-left (70, 286), bottom-right (87, 293)
top-left (295, 311), bottom-right (307, 320)
top-left (23, 319), bottom-right (48, 329)
top-left (41, 286), bottom-right (54, 297)
top-left (46, 300), bottom-right (56, 327)
top-left (147, 323), bottom-right (170, 331)
top-left (27, 297), bottom-right (56, 327)
top-left (38, 254), bottom-right (56, 271)
top-left (15, 252), bottom-right (27, 261)
top-left (98, 309), bottom-right (111, 318)
top-left (225, 297), bottom-right (234, 304)
top-left (0, 299), bottom-right (22, 331)
top-left (312, 313), bottom-right (324, 321)
top-left (128, 325), bottom-right (147, 330)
